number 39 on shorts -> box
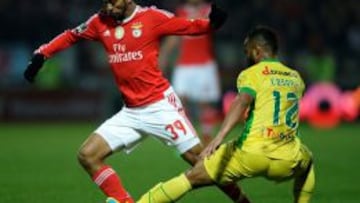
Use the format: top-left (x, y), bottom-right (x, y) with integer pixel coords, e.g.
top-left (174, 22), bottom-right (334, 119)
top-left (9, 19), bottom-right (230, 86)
top-left (165, 120), bottom-right (187, 140)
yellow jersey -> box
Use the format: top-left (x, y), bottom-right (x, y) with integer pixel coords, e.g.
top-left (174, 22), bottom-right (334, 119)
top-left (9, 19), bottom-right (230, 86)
top-left (236, 59), bottom-right (305, 160)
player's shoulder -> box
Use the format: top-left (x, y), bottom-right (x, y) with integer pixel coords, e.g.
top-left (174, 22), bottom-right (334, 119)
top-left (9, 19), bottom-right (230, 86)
top-left (279, 63), bottom-right (303, 80)
top-left (139, 5), bottom-right (175, 19)
top-left (86, 13), bottom-right (102, 24)
top-left (239, 63), bottom-right (261, 77)
top-left (72, 13), bottom-right (102, 34)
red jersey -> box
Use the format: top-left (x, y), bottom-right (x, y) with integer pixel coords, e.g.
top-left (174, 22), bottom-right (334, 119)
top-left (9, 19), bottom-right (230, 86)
top-left (176, 3), bottom-right (214, 65)
top-left (37, 6), bottom-right (211, 107)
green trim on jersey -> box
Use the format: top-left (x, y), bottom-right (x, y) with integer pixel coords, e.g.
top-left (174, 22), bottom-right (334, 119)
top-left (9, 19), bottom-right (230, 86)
top-left (239, 87), bottom-right (257, 98)
top-left (261, 58), bottom-right (279, 62)
top-left (237, 102), bottom-right (255, 148)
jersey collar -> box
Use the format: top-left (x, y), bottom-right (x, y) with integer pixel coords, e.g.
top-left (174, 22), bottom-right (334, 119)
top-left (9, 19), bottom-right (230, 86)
top-left (121, 5), bottom-right (140, 24)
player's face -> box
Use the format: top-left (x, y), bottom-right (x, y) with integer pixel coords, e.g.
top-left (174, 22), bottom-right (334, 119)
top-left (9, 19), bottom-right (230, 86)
top-left (102, 0), bottom-right (130, 21)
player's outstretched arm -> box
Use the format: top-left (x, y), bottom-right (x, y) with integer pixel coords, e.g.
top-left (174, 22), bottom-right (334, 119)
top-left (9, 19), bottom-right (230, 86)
top-left (23, 30), bottom-right (79, 83)
top-left (153, 4), bottom-right (227, 37)
top-left (23, 15), bottom-right (99, 83)
top-left (201, 92), bottom-right (253, 158)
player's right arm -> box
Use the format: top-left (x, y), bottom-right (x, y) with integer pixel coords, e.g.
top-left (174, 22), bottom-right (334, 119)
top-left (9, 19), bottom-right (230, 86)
top-left (24, 14), bottom-right (99, 83)
top-left (201, 70), bottom-right (257, 158)
top-left (201, 92), bottom-right (254, 158)
top-left (152, 4), bottom-right (227, 37)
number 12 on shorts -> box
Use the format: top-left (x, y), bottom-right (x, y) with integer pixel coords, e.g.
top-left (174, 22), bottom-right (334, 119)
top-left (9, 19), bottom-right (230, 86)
top-left (165, 120), bottom-right (187, 140)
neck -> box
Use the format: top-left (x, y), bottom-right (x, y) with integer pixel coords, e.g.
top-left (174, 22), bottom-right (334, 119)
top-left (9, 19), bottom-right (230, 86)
top-left (124, 2), bottom-right (137, 18)
top-left (261, 53), bottom-right (277, 61)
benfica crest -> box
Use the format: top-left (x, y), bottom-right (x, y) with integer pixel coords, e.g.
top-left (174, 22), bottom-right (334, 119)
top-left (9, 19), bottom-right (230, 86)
top-left (131, 22), bottom-right (143, 38)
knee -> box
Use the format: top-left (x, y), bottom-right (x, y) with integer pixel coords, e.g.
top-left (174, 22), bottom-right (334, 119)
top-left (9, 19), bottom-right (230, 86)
top-left (77, 147), bottom-right (99, 168)
top-left (185, 163), bottom-right (212, 188)
top-left (185, 170), bottom-right (204, 188)
top-left (182, 152), bottom-right (200, 166)
top-left (181, 144), bottom-right (203, 166)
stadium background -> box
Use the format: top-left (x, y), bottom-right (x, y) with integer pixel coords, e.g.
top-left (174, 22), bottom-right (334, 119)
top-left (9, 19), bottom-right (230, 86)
top-left (0, 0), bottom-right (359, 202)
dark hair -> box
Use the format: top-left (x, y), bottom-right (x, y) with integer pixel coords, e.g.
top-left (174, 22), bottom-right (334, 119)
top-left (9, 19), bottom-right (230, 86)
top-left (246, 26), bottom-right (279, 54)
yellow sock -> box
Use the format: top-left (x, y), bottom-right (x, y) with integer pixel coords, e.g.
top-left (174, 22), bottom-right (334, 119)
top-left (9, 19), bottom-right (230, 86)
top-left (137, 174), bottom-right (192, 203)
top-left (294, 164), bottom-right (315, 203)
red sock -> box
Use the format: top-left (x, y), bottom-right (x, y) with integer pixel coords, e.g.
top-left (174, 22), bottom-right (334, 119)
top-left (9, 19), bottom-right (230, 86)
top-left (92, 165), bottom-right (133, 202)
top-left (200, 107), bottom-right (220, 136)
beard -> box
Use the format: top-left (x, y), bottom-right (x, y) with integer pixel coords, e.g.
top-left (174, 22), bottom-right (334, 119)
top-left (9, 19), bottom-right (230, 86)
top-left (100, 2), bottom-right (128, 22)
top-left (111, 12), bottom-right (126, 21)
top-left (246, 57), bottom-right (256, 67)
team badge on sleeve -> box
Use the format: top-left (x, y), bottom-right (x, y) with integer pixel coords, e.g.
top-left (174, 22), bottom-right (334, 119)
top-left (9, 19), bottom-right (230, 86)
top-left (73, 23), bottom-right (88, 34)
top-left (131, 22), bottom-right (143, 38)
top-left (115, 26), bottom-right (125, 40)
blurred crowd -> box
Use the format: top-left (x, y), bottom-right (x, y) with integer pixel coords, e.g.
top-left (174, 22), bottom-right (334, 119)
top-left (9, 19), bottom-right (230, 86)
top-left (0, 0), bottom-right (359, 91)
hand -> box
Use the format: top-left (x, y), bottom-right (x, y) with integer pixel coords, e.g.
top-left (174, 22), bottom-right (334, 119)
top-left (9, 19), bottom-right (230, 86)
top-left (24, 53), bottom-right (46, 83)
top-left (209, 3), bottom-right (228, 30)
top-left (200, 135), bottom-right (224, 159)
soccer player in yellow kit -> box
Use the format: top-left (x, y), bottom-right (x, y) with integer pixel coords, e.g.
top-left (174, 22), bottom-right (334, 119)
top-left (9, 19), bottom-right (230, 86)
top-left (137, 26), bottom-right (315, 203)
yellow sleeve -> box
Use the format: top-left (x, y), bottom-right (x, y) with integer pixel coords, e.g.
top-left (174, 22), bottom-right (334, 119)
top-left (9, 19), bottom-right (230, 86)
top-left (236, 70), bottom-right (258, 98)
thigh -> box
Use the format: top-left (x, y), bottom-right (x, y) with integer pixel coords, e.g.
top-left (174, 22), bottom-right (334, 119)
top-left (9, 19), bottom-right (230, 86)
top-left (266, 144), bottom-right (313, 182)
top-left (204, 142), bottom-right (270, 185)
top-left (94, 109), bottom-right (144, 154)
top-left (140, 88), bottom-right (201, 154)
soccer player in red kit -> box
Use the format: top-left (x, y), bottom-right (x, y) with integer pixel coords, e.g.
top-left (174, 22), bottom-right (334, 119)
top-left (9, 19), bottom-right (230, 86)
top-left (24, 1), bottom-right (249, 203)
top-left (160, 0), bottom-right (221, 144)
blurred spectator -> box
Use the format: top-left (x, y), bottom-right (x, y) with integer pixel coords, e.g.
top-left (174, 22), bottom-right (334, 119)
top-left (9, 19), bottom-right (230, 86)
top-left (295, 33), bottom-right (336, 84)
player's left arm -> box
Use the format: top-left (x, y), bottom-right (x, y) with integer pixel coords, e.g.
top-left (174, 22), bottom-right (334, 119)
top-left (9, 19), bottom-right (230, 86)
top-left (153, 4), bottom-right (227, 36)
top-left (201, 92), bottom-right (253, 158)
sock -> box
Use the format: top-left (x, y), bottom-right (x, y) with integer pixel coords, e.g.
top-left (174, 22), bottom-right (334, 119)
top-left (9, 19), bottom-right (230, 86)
top-left (294, 164), bottom-right (315, 203)
top-left (200, 107), bottom-right (220, 140)
top-left (92, 165), bottom-right (133, 202)
top-left (219, 183), bottom-right (251, 203)
top-left (138, 174), bottom-right (192, 203)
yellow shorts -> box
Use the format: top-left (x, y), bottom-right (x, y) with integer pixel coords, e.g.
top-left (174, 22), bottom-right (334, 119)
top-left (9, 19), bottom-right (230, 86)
top-left (204, 141), bottom-right (312, 184)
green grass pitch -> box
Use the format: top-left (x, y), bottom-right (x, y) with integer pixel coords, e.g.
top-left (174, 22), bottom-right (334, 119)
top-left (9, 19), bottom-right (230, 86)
top-left (0, 122), bottom-right (359, 202)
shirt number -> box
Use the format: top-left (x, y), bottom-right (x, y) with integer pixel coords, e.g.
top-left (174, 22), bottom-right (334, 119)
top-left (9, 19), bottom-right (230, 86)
top-left (165, 120), bottom-right (187, 140)
top-left (272, 91), bottom-right (299, 129)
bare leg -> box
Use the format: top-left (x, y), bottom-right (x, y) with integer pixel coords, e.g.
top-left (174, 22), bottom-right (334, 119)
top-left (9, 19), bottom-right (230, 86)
top-left (77, 133), bottom-right (133, 202)
top-left (77, 133), bottom-right (112, 175)
top-left (181, 144), bottom-right (250, 203)
top-left (138, 158), bottom-right (248, 203)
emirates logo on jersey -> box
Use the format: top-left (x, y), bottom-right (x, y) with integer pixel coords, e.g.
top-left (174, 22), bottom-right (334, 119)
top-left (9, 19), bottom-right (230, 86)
top-left (131, 22), bottom-right (143, 38)
top-left (115, 26), bottom-right (125, 40)
top-left (109, 43), bottom-right (143, 63)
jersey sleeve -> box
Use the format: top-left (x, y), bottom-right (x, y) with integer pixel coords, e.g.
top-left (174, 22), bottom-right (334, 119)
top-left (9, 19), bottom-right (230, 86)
top-left (36, 14), bottom-right (99, 58)
top-left (236, 70), bottom-right (258, 98)
top-left (150, 7), bottom-right (211, 37)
